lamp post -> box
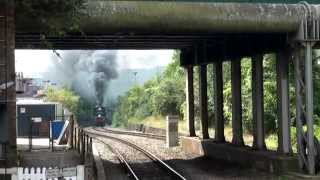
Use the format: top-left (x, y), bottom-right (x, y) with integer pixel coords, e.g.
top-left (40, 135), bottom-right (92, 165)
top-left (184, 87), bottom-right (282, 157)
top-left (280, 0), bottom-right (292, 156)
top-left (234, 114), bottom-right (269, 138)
top-left (133, 72), bottom-right (138, 85)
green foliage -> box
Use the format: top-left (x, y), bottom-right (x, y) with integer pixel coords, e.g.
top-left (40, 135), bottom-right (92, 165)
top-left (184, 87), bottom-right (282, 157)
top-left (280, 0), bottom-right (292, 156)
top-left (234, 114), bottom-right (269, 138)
top-left (112, 85), bottom-right (150, 127)
top-left (45, 86), bottom-right (79, 113)
top-left (112, 51), bottom-right (185, 127)
top-left (213, 56), bottom-right (277, 134)
top-left (112, 49), bottom-right (320, 145)
top-left (263, 54), bottom-right (278, 134)
top-left (45, 86), bottom-right (94, 125)
top-left (76, 98), bottom-right (95, 125)
top-left (16, 0), bottom-right (85, 34)
top-left (16, 0), bottom-right (85, 48)
top-left (222, 62), bottom-right (232, 124)
top-left (241, 58), bottom-right (253, 133)
top-left (151, 78), bottom-right (185, 116)
top-left (313, 53), bottom-right (320, 125)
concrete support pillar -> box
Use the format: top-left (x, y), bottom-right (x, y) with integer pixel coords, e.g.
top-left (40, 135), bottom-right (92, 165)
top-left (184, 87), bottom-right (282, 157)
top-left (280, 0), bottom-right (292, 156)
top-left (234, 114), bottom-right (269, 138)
top-left (231, 59), bottom-right (244, 146)
top-left (0, 1), bottom-right (16, 166)
top-left (185, 66), bottom-right (196, 137)
top-left (166, 115), bottom-right (179, 147)
top-left (7, 1), bottom-right (16, 149)
top-left (294, 48), bottom-right (308, 172)
top-left (304, 42), bottom-right (315, 174)
top-left (276, 50), bottom-right (292, 154)
top-left (214, 61), bottom-right (225, 142)
top-left (252, 55), bottom-right (266, 150)
top-left (199, 65), bottom-right (209, 139)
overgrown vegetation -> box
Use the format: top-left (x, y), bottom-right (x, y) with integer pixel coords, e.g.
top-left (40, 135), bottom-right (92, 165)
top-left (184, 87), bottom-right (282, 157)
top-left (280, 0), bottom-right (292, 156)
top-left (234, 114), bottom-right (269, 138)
top-left (16, 0), bottom-right (86, 50)
top-left (112, 50), bottom-right (320, 150)
top-left (16, 0), bottom-right (85, 35)
top-left (43, 48), bottom-right (320, 149)
top-left (112, 52), bottom-right (185, 127)
top-left (45, 86), bottom-right (94, 125)
top-left (112, 51), bottom-right (279, 133)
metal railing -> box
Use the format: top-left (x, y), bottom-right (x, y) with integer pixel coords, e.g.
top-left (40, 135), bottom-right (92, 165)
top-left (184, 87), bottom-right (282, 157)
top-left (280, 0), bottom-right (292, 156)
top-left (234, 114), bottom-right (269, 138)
top-left (71, 117), bottom-right (94, 165)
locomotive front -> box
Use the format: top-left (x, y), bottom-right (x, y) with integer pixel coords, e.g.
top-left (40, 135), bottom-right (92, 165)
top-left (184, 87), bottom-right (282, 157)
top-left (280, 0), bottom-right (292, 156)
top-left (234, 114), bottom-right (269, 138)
top-left (95, 105), bottom-right (106, 126)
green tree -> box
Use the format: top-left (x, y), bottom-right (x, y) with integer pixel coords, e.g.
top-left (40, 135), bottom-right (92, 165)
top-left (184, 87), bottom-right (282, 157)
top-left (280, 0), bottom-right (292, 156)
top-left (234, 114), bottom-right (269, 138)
top-left (263, 54), bottom-right (278, 134)
top-left (45, 86), bottom-right (79, 113)
top-left (112, 51), bottom-right (186, 126)
top-left (45, 86), bottom-right (95, 125)
top-left (112, 50), bottom-right (320, 138)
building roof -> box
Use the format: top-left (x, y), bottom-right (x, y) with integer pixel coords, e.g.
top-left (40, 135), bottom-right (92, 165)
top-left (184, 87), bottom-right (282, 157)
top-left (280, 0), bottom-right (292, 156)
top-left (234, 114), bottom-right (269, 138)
top-left (16, 98), bottom-right (58, 105)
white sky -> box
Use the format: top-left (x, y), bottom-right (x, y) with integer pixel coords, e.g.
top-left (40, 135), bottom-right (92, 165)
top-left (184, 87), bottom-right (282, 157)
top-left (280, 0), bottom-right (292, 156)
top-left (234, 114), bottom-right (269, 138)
top-left (15, 50), bottom-right (174, 78)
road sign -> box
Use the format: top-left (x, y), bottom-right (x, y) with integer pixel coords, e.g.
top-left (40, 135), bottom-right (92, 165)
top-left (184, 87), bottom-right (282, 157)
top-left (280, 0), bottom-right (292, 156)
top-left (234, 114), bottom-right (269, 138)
top-left (46, 168), bottom-right (60, 179)
top-left (62, 167), bottom-right (77, 177)
top-left (20, 107), bottom-right (25, 113)
top-left (32, 117), bottom-right (42, 123)
top-left (46, 167), bottom-right (77, 178)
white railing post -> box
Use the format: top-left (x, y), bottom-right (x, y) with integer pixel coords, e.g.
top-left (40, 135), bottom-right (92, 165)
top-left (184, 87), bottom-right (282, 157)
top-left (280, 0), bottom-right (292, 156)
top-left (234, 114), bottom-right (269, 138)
top-left (77, 165), bottom-right (84, 180)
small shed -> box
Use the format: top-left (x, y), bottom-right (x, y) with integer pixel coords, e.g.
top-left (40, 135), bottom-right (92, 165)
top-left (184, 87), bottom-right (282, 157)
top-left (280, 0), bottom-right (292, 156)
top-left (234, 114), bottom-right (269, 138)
top-left (16, 98), bottom-right (62, 138)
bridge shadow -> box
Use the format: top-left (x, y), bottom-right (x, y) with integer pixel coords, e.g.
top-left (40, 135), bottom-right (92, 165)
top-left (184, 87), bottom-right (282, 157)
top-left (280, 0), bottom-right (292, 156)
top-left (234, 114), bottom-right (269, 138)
top-left (171, 156), bottom-right (281, 179)
top-left (100, 155), bottom-right (278, 180)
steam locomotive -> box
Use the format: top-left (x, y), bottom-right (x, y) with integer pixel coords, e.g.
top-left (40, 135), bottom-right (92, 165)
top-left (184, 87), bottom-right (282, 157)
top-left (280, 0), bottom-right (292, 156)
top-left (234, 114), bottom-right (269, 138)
top-left (95, 106), bottom-right (106, 126)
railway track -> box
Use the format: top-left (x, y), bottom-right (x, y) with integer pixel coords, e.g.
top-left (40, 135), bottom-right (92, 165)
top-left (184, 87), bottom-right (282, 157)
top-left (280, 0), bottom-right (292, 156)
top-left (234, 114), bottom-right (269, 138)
top-left (93, 137), bottom-right (139, 180)
top-left (85, 128), bottom-right (186, 180)
top-left (90, 126), bottom-right (166, 140)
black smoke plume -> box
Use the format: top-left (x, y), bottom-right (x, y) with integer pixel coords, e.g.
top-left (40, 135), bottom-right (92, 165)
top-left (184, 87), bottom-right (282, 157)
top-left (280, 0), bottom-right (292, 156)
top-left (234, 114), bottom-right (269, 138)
top-left (45, 50), bottom-right (118, 105)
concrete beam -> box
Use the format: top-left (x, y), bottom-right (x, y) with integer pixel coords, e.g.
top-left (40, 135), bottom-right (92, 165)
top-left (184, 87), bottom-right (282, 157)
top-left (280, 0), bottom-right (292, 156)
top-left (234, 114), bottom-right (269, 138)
top-left (231, 59), bottom-right (244, 146)
top-left (252, 55), bottom-right (266, 150)
top-left (16, 2), bottom-right (320, 34)
top-left (304, 42), bottom-right (316, 175)
top-left (293, 48), bottom-right (309, 173)
top-left (199, 65), bottom-right (209, 139)
top-left (185, 66), bottom-right (196, 137)
top-left (214, 61), bottom-right (225, 142)
top-left (276, 50), bottom-right (292, 154)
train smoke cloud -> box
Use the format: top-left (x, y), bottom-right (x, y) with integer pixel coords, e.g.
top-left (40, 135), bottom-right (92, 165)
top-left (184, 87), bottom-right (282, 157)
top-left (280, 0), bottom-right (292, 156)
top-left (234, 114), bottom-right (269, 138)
top-left (45, 50), bottom-right (118, 105)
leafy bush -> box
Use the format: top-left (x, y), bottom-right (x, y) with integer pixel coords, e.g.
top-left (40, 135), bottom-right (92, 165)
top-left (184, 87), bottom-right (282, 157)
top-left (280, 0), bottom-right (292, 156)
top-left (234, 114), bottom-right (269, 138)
top-left (112, 51), bottom-right (185, 126)
top-left (112, 49), bottom-right (320, 143)
top-left (45, 86), bottom-right (94, 125)
top-left (45, 86), bottom-right (79, 113)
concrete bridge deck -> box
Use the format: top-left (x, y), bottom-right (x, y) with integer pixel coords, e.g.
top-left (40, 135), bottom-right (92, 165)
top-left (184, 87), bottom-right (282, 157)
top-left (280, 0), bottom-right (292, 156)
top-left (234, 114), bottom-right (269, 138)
top-left (1, 0), bottom-right (320, 176)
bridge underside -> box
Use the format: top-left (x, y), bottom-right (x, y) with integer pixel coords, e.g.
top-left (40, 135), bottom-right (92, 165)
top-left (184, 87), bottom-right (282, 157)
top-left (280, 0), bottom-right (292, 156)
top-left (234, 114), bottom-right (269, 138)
top-left (1, 0), bottom-right (320, 175)
top-left (15, 32), bottom-right (320, 175)
top-left (15, 33), bottom-right (287, 61)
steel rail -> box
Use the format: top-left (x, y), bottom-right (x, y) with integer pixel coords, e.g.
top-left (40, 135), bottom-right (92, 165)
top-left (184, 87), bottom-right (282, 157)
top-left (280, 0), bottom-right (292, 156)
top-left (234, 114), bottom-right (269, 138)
top-left (92, 127), bottom-right (165, 140)
top-left (93, 137), bottom-right (139, 180)
top-left (85, 129), bottom-right (187, 180)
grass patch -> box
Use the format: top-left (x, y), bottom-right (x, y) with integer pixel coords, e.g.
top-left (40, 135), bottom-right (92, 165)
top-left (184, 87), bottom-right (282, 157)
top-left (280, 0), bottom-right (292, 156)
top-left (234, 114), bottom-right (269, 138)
top-left (265, 134), bottom-right (278, 151)
top-left (143, 116), bottom-right (166, 129)
top-left (129, 115), bottom-right (320, 153)
top-left (128, 115), bottom-right (166, 128)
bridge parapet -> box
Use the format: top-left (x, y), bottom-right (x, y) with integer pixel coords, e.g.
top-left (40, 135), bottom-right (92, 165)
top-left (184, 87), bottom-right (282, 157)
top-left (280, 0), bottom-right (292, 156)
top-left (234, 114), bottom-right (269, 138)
top-left (14, 2), bottom-right (320, 34)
